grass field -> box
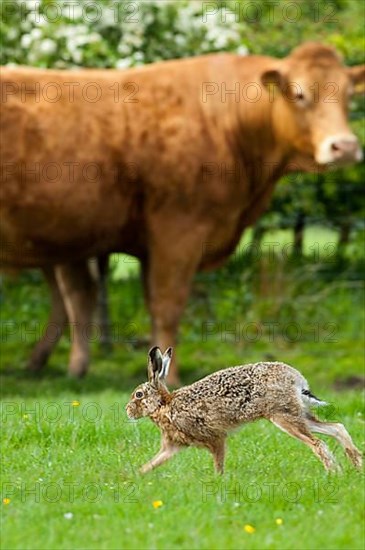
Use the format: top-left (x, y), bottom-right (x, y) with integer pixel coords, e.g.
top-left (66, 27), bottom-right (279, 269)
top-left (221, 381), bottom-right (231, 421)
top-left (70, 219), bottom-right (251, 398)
top-left (1, 227), bottom-right (364, 550)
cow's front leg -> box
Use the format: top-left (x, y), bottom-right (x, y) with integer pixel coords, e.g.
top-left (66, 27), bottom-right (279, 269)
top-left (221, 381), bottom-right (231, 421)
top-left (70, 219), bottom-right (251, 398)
top-left (140, 440), bottom-right (180, 474)
top-left (27, 267), bottom-right (68, 372)
top-left (55, 261), bottom-right (97, 377)
top-left (145, 228), bottom-right (207, 385)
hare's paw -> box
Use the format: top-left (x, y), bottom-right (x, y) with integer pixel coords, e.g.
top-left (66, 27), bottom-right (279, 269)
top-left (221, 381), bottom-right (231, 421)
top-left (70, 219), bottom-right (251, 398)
top-left (140, 463), bottom-right (152, 475)
top-left (346, 447), bottom-right (363, 469)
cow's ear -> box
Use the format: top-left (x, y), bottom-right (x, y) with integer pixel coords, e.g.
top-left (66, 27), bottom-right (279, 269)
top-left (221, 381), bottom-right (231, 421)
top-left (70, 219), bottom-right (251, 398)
top-left (347, 65), bottom-right (365, 94)
top-left (147, 346), bottom-right (163, 387)
top-left (261, 68), bottom-right (288, 94)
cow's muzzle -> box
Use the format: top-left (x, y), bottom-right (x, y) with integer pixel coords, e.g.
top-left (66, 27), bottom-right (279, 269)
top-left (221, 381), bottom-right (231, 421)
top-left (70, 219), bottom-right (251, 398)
top-left (316, 134), bottom-right (363, 166)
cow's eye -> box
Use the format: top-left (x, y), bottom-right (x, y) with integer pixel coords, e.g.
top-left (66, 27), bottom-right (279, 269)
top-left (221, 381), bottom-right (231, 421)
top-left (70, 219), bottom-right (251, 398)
top-left (287, 85), bottom-right (307, 105)
top-left (135, 390), bottom-right (144, 399)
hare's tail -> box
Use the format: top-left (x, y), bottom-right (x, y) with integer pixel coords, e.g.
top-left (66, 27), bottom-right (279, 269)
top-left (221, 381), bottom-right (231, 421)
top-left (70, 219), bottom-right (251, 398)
top-left (301, 388), bottom-right (327, 407)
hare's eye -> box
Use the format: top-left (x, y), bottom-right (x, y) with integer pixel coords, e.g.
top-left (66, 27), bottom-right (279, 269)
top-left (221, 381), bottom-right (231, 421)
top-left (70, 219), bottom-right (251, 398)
top-left (135, 390), bottom-right (144, 399)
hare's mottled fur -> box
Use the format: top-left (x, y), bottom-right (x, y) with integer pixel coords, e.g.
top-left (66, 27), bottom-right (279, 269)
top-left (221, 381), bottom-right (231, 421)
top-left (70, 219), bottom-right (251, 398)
top-left (126, 347), bottom-right (362, 474)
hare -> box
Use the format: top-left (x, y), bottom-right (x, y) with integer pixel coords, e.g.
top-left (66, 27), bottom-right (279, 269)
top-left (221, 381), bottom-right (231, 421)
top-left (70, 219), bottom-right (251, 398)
top-left (126, 347), bottom-right (363, 474)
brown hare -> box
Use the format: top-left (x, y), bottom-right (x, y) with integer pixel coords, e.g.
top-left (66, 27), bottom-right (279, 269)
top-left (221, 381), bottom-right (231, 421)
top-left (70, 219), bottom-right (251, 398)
top-left (126, 347), bottom-right (363, 474)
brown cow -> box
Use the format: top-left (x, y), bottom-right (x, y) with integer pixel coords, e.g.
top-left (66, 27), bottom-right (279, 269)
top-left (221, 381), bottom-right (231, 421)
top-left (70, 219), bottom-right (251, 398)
top-left (1, 43), bottom-right (364, 383)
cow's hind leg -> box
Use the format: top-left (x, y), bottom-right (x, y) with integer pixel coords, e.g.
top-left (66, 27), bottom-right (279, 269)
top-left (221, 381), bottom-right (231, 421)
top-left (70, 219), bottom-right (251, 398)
top-left (27, 267), bottom-right (67, 372)
top-left (89, 255), bottom-right (112, 353)
top-left (96, 254), bottom-right (112, 353)
top-left (307, 416), bottom-right (362, 469)
top-left (55, 261), bottom-right (97, 377)
top-left (271, 414), bottom-right (338, 471)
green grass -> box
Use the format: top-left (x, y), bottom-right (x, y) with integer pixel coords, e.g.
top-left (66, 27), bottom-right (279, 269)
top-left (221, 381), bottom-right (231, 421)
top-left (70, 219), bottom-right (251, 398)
top-left (1, 226), bottom-right (364, 549)
top-left (1, 389), bottom-right (364, 550)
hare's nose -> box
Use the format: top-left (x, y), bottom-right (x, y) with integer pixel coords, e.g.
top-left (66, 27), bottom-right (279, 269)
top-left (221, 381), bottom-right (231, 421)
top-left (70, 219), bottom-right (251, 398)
top-left (126, 402), bottom-right (136, 417)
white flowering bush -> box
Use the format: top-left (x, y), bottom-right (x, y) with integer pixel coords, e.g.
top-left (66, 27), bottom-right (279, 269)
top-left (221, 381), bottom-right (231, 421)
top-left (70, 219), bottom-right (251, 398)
top-left (0, 0), bottom-right (247, 68)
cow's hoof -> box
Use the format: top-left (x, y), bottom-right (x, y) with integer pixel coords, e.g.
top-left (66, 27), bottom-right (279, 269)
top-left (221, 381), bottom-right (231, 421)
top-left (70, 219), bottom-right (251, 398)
top-left (27, 361), bottom-right (43, 373)
top-left (26, 363), bottom-right (45, 376)
top-left (68, 361), bottom-right (88, 378)
top-left (26, 352), bottom-right (48, 373)
top-left (68, 369), bottom-right (88, 379)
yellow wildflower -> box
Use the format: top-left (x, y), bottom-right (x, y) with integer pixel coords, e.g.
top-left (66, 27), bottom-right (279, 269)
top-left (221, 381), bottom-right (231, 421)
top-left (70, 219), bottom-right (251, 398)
top-left (152, 500), bottom-right (163, 509)
top-left (276, 518), bottom-right (283, 525)
top-left (72, 400), bottom-right (80, 407)
top-left (244, 524), bottom-right (255, 534)
top-left (3, 498), bottom-right (10, 505)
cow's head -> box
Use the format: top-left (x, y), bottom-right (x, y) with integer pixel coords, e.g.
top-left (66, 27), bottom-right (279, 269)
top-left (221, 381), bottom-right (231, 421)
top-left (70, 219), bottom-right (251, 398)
top-left (261, 42), bottom-right (364, 167)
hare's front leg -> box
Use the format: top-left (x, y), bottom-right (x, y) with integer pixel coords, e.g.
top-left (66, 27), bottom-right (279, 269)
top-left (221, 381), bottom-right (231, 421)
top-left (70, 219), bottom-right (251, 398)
top-left (140, 438), bottom-right (180, 474)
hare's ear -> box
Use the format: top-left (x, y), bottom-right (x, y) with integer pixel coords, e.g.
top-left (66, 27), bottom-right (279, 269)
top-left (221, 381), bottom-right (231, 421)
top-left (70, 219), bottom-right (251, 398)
top-left (159, 347), bottom-right (173, 381)
top-left (148, 346), bottom-right (163, 387)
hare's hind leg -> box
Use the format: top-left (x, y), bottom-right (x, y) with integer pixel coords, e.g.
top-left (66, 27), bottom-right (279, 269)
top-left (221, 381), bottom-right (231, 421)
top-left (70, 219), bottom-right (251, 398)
top-left (306, 416), bottom-right (362, 469)
top-left (206, 439), bottom-right (226, 474)
top-left (271, 414), bottom-right (337, 471)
